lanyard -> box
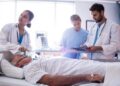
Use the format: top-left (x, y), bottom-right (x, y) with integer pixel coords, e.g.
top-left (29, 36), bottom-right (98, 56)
top-left (93, 25), bottom-right (99, 45)
top-left (93, 20), bottom-right (107, 45)
top-left (97, 21), bottom-right (106, 38)
top-left (90, 20), bottom-right (107, 59)
top-left (16, 24), bottom-right (26, 44)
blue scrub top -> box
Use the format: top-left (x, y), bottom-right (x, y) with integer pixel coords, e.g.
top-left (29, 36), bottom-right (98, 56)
top-left (61, 28), bottom-right (88, 59)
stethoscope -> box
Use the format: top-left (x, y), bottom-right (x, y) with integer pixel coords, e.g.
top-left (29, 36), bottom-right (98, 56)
top-left (15, 24), bottom-right (26, 44)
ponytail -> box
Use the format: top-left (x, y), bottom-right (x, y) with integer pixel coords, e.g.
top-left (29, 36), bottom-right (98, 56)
top-left (26, 23), bottom-right (31, 28)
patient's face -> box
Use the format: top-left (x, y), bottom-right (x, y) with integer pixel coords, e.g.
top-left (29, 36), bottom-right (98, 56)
top-left (11, 54), bottom-right (32, 68)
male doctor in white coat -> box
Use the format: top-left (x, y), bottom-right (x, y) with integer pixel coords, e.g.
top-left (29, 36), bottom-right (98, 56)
top-left (84, 3), bottom-right (120, 60)
top-left (117, 21), bottom-right (120, 59)
top-left (118, 49), bottom-right (120, 60)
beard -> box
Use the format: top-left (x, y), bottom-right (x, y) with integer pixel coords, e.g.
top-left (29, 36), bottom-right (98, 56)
top-left (95, 18), bottom-right (103, 23)
top-left (95, 16), bottom-right (104, 23)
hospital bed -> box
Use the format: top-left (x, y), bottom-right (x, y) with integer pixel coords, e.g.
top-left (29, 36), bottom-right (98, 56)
top-left (0, 75), bottom-right (107, 86)
top-left (0, 61), bottom-right (119, 86)
top-left (0, 51), bottom-right (120, 86)
top-left (0, 76), bottom-right (38, 86)
top-left (0, 51), bottom-right (38, 86)
top-left (0, 75), bottom-right (102, 86)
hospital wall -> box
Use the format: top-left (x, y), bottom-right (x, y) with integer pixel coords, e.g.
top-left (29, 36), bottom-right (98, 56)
top-left (75, 1), bottom-right (120, 29)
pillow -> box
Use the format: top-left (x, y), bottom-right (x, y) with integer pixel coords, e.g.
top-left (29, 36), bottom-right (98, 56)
top-left (1, 59), bottom-right (24, 79)
top-left (0, 53), bottom-right (3, 74)
top-left (103, 63), bottom-right (120, 86)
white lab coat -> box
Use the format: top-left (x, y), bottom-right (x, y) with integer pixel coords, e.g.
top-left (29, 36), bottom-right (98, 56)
top-left (117, 35), bottom-right (120, 60)
top-left (85, 20), bottom-right (120, 59)
top-left (1, 23), bottom-right (31, 50)
top-left (118, 53), bottom-right (120, 59)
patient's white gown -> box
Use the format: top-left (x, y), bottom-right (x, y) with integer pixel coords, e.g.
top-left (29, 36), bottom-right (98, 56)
top-left (23, 57), bottom-right (106, 85)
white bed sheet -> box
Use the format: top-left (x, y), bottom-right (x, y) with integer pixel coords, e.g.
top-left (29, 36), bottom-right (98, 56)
top-left (0, 76), bottom-right (38, 86)
top-left (0, 76), bottom-right (103, 86)
top-left (1, 60), bottom-right (119, 86)
top-left (79, 83), bottom-right (103, 86)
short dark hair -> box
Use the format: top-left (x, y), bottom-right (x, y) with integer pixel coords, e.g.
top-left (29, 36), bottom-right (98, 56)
top-left (90, 3), bottom-right (104, 12)
top-left (71, 14), bottom-right (81, 21)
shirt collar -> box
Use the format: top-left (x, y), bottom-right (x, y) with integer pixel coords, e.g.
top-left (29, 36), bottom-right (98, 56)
top-left (15, 23), bottom-right (27, 35)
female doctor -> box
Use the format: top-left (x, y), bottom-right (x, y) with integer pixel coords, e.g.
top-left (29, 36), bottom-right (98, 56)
top-left (1, 10), bottom-right (34, 52)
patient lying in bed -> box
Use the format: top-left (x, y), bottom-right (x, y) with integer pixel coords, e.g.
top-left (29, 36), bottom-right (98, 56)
top-left (1, 54), bottom-right (105, 86)
top-left (0, 53), bottom-right (32, 78)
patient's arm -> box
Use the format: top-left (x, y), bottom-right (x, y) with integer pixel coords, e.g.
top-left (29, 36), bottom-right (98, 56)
top-left (37, 74), bottom-right (103, 86)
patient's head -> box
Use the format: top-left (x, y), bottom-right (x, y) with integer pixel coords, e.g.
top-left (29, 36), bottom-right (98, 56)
top-left (11, 54), bottom-right (32, 68)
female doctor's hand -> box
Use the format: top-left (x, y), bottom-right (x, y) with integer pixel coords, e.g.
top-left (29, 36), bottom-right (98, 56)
top-left (19, 46), bottom-right (28, 52)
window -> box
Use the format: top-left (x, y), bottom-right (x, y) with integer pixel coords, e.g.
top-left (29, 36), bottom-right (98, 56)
top-left (16, 1), bottom-right (75, 50)
top-left (0, 0), bottom-right (75, 50)
top-left (0, 1), bottom-right (15, 29)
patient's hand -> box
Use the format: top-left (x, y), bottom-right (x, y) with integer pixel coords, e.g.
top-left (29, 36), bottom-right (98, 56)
top-left (81, 53), bottom-right (89, 60)
top-left (81, 56), bottom-right (89, 60)
top-left (87, 74), bottom-right (104, 83)
top-left (11, 54), bottom-right (32, 68)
